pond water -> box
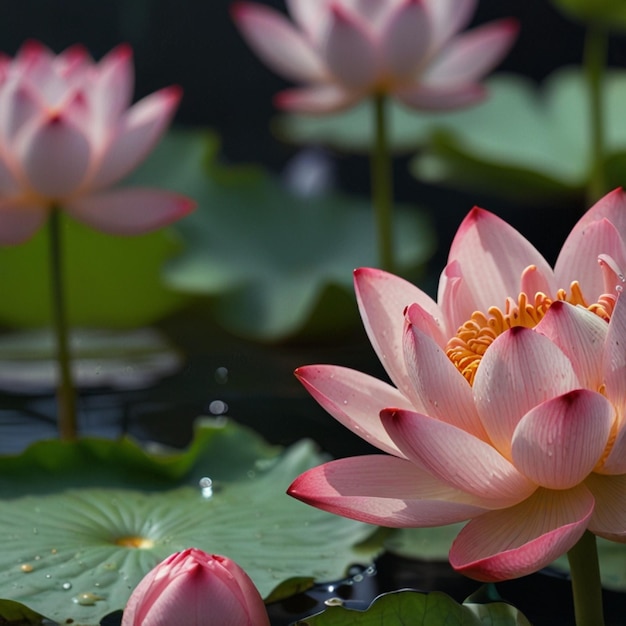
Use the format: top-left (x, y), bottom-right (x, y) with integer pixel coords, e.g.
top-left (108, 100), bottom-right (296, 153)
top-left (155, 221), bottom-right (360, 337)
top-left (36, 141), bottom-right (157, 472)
top-left (1, 307), bottom-right (625, 625)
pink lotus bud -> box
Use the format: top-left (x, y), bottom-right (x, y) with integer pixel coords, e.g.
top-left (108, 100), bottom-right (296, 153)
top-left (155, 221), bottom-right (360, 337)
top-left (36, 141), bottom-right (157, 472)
top-left (121, 549), bottom-right (271, 626)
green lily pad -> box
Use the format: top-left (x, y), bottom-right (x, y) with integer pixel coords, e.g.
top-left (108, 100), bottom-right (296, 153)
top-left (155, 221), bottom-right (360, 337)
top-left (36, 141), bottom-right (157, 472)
top-left (275, 99), bottom-right (438, 154)
top-left (551, 0), bottom-right (626, 30)
top-left (278, 69), bottom-right (626, 203)
top-left (411, 69), bottom-right (626, 201)
top-left (0, 328), bottom-right (182, 393)
top-left (552, 536), bottom-right (626, 591)
top-left (390, 524), bottom-right (626, 595)
top-left (0, 599), bottom-right (47, 625)
top-left (295, 589), bottom-right (532, 625)
top-left (128, 130), bottom-right (435, 341)
top-left (0, 419), bottom-right (381, 625)
top-left (0, 213), bottom-right (189, 328)
top-left (384, 524), bottom-right (463, 561)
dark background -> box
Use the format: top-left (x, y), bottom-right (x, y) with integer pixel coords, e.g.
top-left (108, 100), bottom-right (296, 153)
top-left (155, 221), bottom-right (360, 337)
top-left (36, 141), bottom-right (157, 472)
top-left (4, 0), bottom-right (624, 269)
top-left (2, 1), bottom-right (625, 264)
top-left (2, 8), bottom-right (626, 623)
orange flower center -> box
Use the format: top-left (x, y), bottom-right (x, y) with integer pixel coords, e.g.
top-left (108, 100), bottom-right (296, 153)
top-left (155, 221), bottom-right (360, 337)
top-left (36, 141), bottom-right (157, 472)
top-left (114, 536), bottom-right (154, 549)
top-left (445, 281), bottom-right (615, 386)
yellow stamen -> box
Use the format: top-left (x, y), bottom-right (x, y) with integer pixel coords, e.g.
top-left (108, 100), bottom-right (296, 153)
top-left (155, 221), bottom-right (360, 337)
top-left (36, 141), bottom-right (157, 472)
top-left (446, 281), bottom-right (615, 385)
top-left (114, 536), bottom-right (154, 549)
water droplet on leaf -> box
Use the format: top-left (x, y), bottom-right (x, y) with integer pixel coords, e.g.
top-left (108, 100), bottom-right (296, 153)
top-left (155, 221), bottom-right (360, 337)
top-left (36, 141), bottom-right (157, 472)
top-left (199, 477), bottom-right (214, 499)
top-left (72, 592), bottom-right (103, 606)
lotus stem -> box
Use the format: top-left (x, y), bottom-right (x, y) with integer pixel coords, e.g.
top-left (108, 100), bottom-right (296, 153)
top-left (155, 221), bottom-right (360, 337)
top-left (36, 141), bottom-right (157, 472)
top-left (371, 92), bottom-right (395, 273)
top-left (49, 206), bottom-right (77, 440)
top-left (584, 22), bottom-right (608, 205)
top-left (567, 530), bottom-right (605, 626)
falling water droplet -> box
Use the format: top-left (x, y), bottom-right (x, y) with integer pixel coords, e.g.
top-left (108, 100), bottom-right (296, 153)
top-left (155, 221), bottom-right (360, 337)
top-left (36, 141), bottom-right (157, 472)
top-left (199, 477), bottom-right (214, 499)
top-left (208, 400), bottom-right (228, 415)
top-left (214, 367), bottom-right (229, 384)
top-left (72, 592), bottom-right (104, 606)
top-left (61, 582), bottom-right (72, 590)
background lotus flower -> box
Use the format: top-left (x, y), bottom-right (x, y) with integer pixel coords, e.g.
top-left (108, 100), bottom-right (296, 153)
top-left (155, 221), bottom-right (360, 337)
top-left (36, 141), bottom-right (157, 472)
top-left (0, 41), bottom-right (194, 245)
top-left (288, 187), bottom-right (626, 583)
top-left (122, 549), bottom-right (270, 626)
top-left (232, 0), bottom-right (518, 114)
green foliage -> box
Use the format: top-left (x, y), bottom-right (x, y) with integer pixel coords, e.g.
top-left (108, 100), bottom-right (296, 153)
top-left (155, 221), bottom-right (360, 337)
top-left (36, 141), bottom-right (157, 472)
top-left (0, 213), bottom-right (188, 328)
top-left (0, 328), bottom-right (180, 392)
top-left (279, 69), bottom-right (626, 204)
top-left (295, 589), bottom-right (532, 625)
top-left (0, 419), bottom-right (381, 625)
top-left (384, 524), bottom-right (464, 560)
top-left (129, 130), bottom-right (435, 341)
top-left (551, 0), bottom-right (626, 29)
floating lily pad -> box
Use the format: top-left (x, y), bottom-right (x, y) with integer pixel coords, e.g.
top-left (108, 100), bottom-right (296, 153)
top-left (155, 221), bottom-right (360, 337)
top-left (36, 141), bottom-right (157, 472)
top-left (275, 99), bottom-right (439, 154)
top-left (389, 522), bottom-right (626, 595)
top-left (551, 0), bottom-right (626, 30)
top-left (552, 536), bottom-right (626, 592)
top-left (0, 419), bottom-right (380, 625)
top-left (295, 589), bottom-right (532, 625)
top-left (384, 524), bottom-right (463, 561)
top-left (0, 328), bottom-right (182, 393)
top-left (0, 213), bottom-right (189, 329)
top-left (128, 130), bottom-right (435, 341)
top-left (412, 69), bottom-right (626, 201)
top-left (278, 69), bottom-right (626, 202)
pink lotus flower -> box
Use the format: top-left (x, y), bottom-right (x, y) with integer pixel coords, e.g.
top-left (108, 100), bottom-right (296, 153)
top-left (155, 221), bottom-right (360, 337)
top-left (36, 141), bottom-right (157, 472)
top-left (121, 549), bottom-right (270, 626)
top-left (232, 0), bottom-right (518, 113)
top-left (0, 41), bottom-right (194, 245)
top-left (288, 188), bottom-right (626, 582)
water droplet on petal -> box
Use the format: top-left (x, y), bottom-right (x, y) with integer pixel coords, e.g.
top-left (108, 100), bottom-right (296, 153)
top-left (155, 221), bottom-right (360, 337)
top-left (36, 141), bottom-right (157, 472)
top-left (325, 597), bottom-right (344, 607)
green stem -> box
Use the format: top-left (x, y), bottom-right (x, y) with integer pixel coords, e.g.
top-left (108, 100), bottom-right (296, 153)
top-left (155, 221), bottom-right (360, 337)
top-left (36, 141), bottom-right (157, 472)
top-left (584, 22), bottom-right (608, 205)
top-left (370, 93), bottom-right (395, 273)
top-left (567, 531), bottom-right (605, 626)
top-left (48, 206), bottom-right (77, 440)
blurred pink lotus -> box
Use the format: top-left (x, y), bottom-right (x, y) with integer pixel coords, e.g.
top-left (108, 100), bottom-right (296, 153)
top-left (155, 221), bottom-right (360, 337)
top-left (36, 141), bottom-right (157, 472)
top-left (122, 549), bottom-right (270, 626)
top-left (232, 0), bottom-right (517, 113)
top-left (289, 188), bottom-right (626, 581)
top-left (0, 41), bottom-right (194, 245)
